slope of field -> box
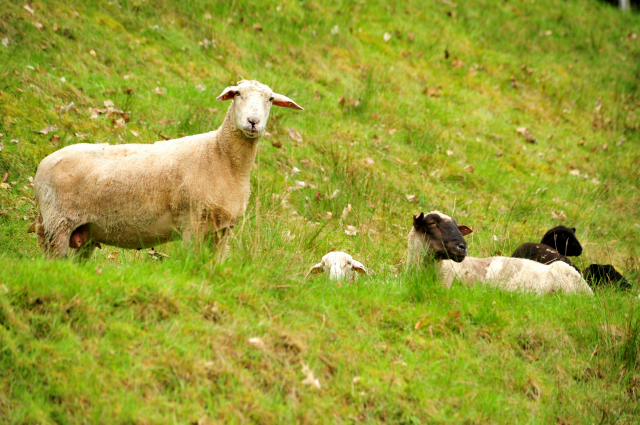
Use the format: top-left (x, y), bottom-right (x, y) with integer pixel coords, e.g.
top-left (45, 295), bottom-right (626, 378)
top-left (1, 0), bottom-right (639, 423)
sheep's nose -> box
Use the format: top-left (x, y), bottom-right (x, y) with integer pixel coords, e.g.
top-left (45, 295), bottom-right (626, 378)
top-left (248, 118), bottom-right (259, 127)
top-left (456, 243), bottom-right (468, 254)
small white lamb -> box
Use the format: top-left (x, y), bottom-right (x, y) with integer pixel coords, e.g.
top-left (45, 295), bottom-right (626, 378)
top-left (306, 251), bottom-right (368, 280)
top-left (407, 211), bottom-right (593, 296)
top-left (33, 80), bottom-right (303, 258)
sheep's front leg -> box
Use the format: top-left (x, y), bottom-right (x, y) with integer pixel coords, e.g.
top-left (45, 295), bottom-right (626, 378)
top-left (43, 229), bottom-right (71, 259)
top-left (181, 224), bottom-right (231, 262)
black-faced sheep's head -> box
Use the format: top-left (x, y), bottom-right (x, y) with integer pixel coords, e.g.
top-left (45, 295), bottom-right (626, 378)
top-left (216, 80), bottom-right (303, 139)
top-left (413, 211), bottom-right (472, 263)
top-left (540, 226), bottom-right (582, 257)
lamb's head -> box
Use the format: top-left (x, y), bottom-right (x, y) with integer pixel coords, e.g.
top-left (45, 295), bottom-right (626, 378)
top-left (411, 211), bottom-right (472, 263)
top-left (541, 226), bottom-right (582, 257)
top-left (216, 80), bottom-right (303, 139)
top-left (306, 251), bottom-right (367, 280)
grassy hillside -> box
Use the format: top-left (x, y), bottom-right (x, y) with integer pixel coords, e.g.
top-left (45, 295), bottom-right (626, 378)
top-left (1, 0), bottom-right (640, 423)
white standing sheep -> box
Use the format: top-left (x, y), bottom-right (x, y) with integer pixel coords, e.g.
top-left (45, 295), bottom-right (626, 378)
top-left (407, 211), bottom-right (593, 296)
top-left (33, 80), bottom-right (303, 258)
top-left (306, 251), bottom-right (368, 280)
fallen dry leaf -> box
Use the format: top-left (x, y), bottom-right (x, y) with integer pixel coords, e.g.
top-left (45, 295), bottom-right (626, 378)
top-left (288, 127), bottom-right (303, 143)
top-left (248, 337), bottom-right (264, 347)
top-left (392, 358), bottom-right (408, 366)
top-left (408, 32), bottom-right (415, 41)
top-left (113, 118), bottom-right (125, 129)
top-left (24, 4), bottom-right (35, 14)
top-left (515, 127), bottom-right (537, 143)
top-left (159, 132), bottom-right (171, 140)
top-left (551, 210), bottom-right (567, 221)
top-left (204, 12), bottom-right (212, 20)
top-left (446, 149), bottom-right (454, 156)
top-left (464, 164), bottom-right (476, 173)
top-left (326, 212), bottom-right (333, 219)
top-left (148, 248), bottom-right (169, 259)
top-left (89, 49), bottom-right (96, 57)
top-left (0, 142), bottom-right (4, 152)
top-left (383, 32), bottom-right (392, 42)
top-left (341, 203), bottom-right (352, 219)
top-left (107, 252), bottom-right (118, 259)
top-left (330, 190), bottom-right (341, 199)
top-left (345, 225), bottom-right (357, 236)
top-left (153, 87), bottom-right (166, 95)
top-left (414, 321), bottom-right (421, 330)
top-left (50, 134), bottom-right (61, 144)
top-left (38, 125), bottom-right (57, 135)
top-left (451, 59), bottom-right (464, 68)
top-left (32, 22), bottom-right (43, 30)
top-left (130, 130), bottom-right (139, 137)
top-left (95, 268), bottom-right (103, 275)
top-left (362, 157), bottom-right (375, 166)
top-left (0, 183), bottom-right (10, 189)
top-left (301, 364), bottom-right (321, 389)
top-left (570, 169), bottom-right (580, 176)
top-left (253, 23), bottom-right (262, 31)
top-left (406, 194), bottom-right (417, 202)
top-left (271, 139), bottom-right (282, 148)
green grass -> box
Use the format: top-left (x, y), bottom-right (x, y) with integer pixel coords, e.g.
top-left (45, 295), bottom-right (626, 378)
top-left (1, 0), bottom-right (640, 423)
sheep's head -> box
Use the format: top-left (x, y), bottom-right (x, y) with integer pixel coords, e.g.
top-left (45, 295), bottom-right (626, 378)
top-left (306, 251), bottom-right (367, 281)
top-left (541, 226), bottom-right (582, 257)
top-left (216, 80), bottom-right (303, 139)
top-left (412, 211), bottom-right (472, 263)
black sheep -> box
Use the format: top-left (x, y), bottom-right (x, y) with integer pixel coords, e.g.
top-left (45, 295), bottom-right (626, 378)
top-left (512, 226), bottom-right (582, 273)
top-left (583, 264), bottom-right (631, 290)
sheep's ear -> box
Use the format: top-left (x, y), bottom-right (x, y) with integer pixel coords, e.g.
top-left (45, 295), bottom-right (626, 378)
top-left (571, 227), bottom-right (576, 233)
top-left (305, 263), bottom-right (324, 278)
top-left (413, 212), bottom-right (426, 229)
top-left (272, 93), bottom-right (304, 110)
top-left (216, 86), bottom-right (239, 102)
top-left (458, 225), bottom-right (473, 236)
top-left (352, 261), bottom-right (368, 275)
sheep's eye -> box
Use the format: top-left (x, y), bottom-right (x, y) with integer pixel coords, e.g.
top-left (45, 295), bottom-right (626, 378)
top-left (235, 92), bottom-right (241, 97)
top-left (269, 97), bottom-right (274, 102)
top-left (427, 222), bottom-right (436, 227)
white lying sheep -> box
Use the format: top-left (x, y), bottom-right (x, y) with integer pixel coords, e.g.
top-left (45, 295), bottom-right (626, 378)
top-left (34, 80), bottom-right (303, 258)
top-left (306, 251), bottom-right (368, 280)
top-left (407, 211), bottom-right (593, 296)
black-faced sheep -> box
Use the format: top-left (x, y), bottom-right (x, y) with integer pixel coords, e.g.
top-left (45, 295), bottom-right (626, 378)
top-left (408, 213), bottom-right (593, 295)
